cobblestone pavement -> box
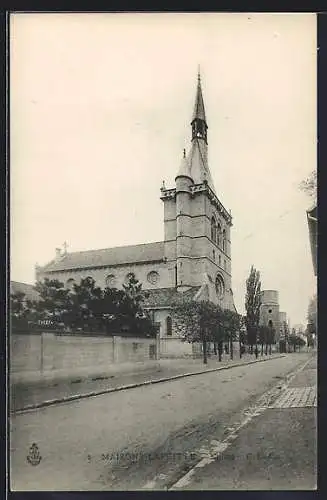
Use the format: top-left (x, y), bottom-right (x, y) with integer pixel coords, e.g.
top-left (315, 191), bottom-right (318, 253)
top-left (10, 353), bottom-right (312, 491)
top-left (269, 386), bottom-right (317, 409)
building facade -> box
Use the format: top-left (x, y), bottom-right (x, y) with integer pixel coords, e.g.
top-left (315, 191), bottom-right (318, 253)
top-left (36, 73), bottom-right (236, 337)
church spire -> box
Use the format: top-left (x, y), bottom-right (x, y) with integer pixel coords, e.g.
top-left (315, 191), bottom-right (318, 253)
top-left (191, 67), bottom-right (207, 142)
top-left (187, 69), bottom-right (216, 194)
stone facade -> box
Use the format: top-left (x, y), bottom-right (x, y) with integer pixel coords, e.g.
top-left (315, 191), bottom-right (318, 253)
top-left (36, 72), bottom-right (236, 337)
top-left (259, 290), bottom-right (280, 343)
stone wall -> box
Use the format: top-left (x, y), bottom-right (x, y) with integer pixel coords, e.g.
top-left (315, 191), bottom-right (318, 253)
top-left (10, 333), bottom-right (157, 375)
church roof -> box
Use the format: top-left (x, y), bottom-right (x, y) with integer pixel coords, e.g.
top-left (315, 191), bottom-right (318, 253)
top-left (41, 241), bottom-right (165, 272)
top-left (192, 72), bottom-right (207, 123)
top-left (187, 138), bottom-right (216, 194)
top-left (143, 286), bottom-right (201, 308)
top-left (10, 281), bottom-right (40, 301)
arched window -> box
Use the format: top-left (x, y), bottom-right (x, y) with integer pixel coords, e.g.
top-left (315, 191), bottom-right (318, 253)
top-left (166, 316), bottom-right (172, 336)
top-left (217, 223), bottom-right (222, 247)
top-left (219, 255), bottom-right (221, 266)
top-left (105, 274), bottom-right (116, 287)
top-left (215, 274), bottom-right (225, 299)
top-left (211, 217), bottom-right (217, 242)
top-left (66, 278), bottom-right (75, 291)
top-left (222, 229), bottom-right (226, 252)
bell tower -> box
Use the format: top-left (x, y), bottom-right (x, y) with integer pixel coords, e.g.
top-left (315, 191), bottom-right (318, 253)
top-left (160, 70), bottom-right (234, 309)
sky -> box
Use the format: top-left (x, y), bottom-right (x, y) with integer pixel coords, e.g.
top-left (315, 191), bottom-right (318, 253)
top-left (10, 12), bottom-right (317, 326)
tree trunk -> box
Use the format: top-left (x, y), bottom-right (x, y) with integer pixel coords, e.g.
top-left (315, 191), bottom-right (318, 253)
top-left (218, 341), bottom-right (223, 362)
top-left (203, 339), bottom-right (208, 364)
top-left (261, 343), bottom-right (264, 356)
top-left (213, 342), bottom-right (217, 356)
top-left (230, 335), bottom-right (233, 360)
top-left (265, 343), bottom-right (268, 356)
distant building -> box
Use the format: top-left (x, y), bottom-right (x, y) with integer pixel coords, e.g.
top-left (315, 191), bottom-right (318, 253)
top-left (34, 72), bottom-right (237, 337)
top-left (10, 281), bottom-right (39, 305)
top-left (279, 311), bottom-right (288, 339)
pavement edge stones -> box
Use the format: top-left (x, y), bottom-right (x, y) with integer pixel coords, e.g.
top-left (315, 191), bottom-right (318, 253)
top-left (14, 355), bottom-right (286, 414)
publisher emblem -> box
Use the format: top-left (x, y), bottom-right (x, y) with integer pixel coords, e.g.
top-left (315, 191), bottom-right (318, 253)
top-left (27, 443), bottom-right (42, 466)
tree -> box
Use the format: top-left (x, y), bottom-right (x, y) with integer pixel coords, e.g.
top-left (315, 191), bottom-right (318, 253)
top-left (10, 291), bottom-right (29, 331)
top-left (10, 292), bottom-right (26, 318)
top-left (33, 278), bottom-right (72, 325)
top-left (258, 325), bottom-right (267, 356)
top-left (220, 309), bottom-right (242, 360)
top-left (27, 276), bottom-right (154, 336)
top-left (288, 334), bottom-right (306, 352)
top-left (307, 294), bottom-right (317, 335)
top-left (120, 275), bottom-right (153, 336)
top-left (172, 300), bottom-right (241, 364)
top-left (70, 277), bottom-right (104, 331)
top-left (172, 300), bottom-right (215, 364)
top-left (299, 170), bottom-right (317, 204)
top-left (258, 325), bottom-right (274, 356)
top-left (245, 266), bottom-right (262, 353)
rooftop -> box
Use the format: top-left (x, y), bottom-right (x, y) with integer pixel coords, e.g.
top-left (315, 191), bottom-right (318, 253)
top-left (143, 287), bottom-right (201, 308)
top-left (41, 241), bottom-right (165, 272)
top-left (10, 281), bottom-right (39, 302)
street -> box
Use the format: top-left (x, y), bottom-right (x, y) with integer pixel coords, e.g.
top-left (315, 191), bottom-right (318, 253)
top-left (10, 353), bottom-right (316, 491)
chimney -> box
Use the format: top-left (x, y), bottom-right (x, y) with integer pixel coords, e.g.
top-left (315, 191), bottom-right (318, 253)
top-left (55, 248), bottom-right (62, 261)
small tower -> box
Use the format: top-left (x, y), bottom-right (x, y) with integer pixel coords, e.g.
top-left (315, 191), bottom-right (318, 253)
top-left (175, 148), bottom-right (194, 290)
top-left (260, 290), bottom-right (280, 343)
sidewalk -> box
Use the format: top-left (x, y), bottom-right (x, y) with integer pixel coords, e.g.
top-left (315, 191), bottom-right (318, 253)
top-left (170, 354), bottom-right (317, 490)
top-left (11, 353), bottom-right (285, 412)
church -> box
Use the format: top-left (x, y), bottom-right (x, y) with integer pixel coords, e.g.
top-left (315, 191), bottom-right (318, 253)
top-left (36, 72), bottom-right (237, 337)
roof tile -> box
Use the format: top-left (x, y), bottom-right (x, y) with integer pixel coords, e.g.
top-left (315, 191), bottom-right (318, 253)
top-left (42, 241), bottom-right (165, 272)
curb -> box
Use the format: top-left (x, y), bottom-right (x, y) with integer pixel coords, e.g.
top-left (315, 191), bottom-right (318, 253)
top-left (14, 355), bottom-right (286, 414)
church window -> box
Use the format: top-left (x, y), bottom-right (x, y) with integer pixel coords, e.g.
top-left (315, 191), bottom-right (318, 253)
top-left (217, 223), bottom-right (222, 247)
top-left (166, 316), bottom-right (172, 336)
top-left (224, 259), bottom-right (226, 270)
top-left (211, 217), bottom-right (217, 242)
top-left (85, 276), bottom-right (95, 286)
top-left (147, 271), bottom-right (159, 285)
top-left (222, 229), bottom-right (226, 252)
top-left (268, 309), bottom-right (272, 313)
top-left (215, 274), bottom-right (225, 299)
top-left (105, 274), bottom-right (116, 287)
top-left (66, 278), bottom-right (75, 291)
top-left (218, 255), bottom-right (221, 266)
top-left (213, 249), bottom-right (215, 260)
